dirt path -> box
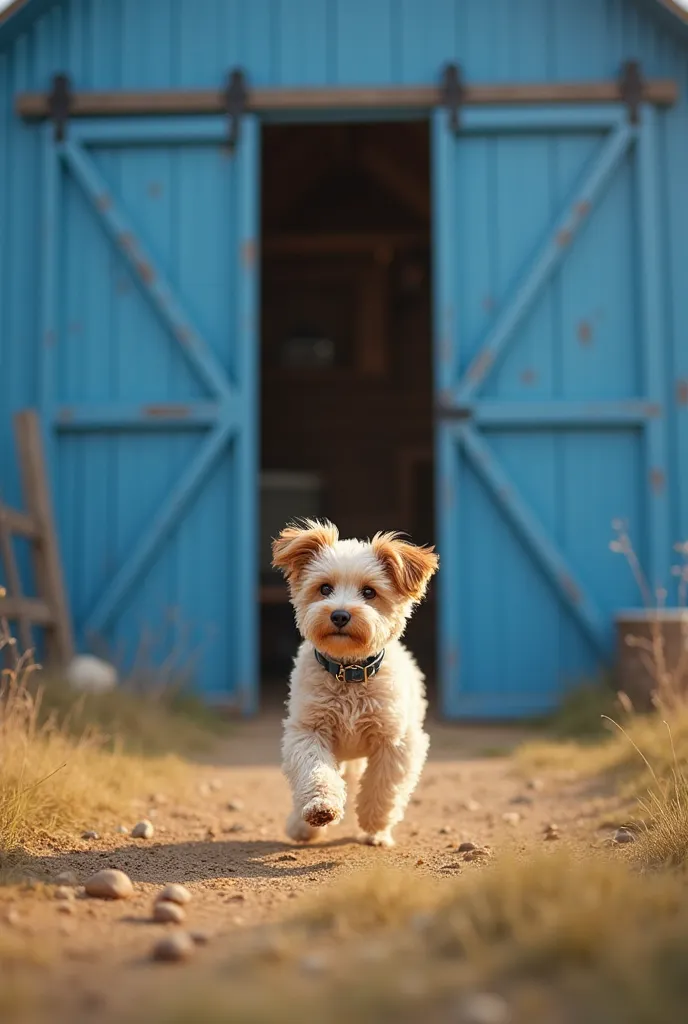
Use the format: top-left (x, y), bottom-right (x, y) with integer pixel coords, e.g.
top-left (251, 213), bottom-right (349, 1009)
top-left (1, 716), bottom-right (626, 1021)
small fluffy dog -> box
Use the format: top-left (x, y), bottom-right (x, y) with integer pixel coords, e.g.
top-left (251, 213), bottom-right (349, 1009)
top-left (272, 519), bottom-right (439, 847)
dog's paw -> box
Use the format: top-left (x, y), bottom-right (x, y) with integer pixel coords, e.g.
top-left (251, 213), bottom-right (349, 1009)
top-left (286, 810), bottom-right (319, 843)
top-left (361, 831), bottom-right (395, 848)
top-left (302, 798), bottom-right (343, 828)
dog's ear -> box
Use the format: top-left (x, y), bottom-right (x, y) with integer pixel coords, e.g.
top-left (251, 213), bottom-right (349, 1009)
top-left (272, 519), bottom-right (339, 584)
top-left (372, 532), bottom-right (439, 602)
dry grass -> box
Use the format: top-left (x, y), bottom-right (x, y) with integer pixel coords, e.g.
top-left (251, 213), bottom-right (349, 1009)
top-left (0, 621), bottom-right (200, 857)
top-left (151, 854), bottom-right (688, 1024)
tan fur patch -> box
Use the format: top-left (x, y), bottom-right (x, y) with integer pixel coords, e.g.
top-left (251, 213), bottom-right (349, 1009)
top-left (272, 519), bottom-right (339, 586)
top-left (371, 532), bottom-right (439, 602)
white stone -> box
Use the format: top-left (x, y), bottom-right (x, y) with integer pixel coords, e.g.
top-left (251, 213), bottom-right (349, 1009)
top-left (66, 655), bottom-right (118, 694)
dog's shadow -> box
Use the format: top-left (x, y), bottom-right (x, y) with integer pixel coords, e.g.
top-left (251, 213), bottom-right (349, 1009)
top-left (8, 835), bottom-right (363, 887)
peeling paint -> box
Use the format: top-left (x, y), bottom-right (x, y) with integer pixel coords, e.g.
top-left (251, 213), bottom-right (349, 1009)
top-left (142, 404), bottom-right (191, 419)
top-left (135, 259), bottom-right (155, 285)
top-left (677, 379), bottom-right (688, 406)
top-left (649, 467), bottom-right (666, 494)
top-left (560, 574), bottom-right (581, 604)
top-left (241, 239), bottom-right (257, 268)
top-left (468, 349), bottom-right (494, 381)
top-left (577, 320), bottom-right (593, 345)
top-left (556, 228), bottom-right (573, 248)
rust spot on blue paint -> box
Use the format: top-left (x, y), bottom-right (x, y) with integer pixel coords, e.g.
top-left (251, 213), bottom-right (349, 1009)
top-left (468, 349), bottom-right (494, 381)
top-left (650, 467), bottom-right (666, 494)
top-left (147, 181), bottom-right (163, 199)
top-left (482, 295), bottom-right (495, 312)
top-left (556, 228), bottom-right (573, 248)
top-left (577, 320), bottom-right (593, 345)
top-left (560, 574), bottom-right (581, 604)
top-left (241, 239), bottom-right (257, 268)
top-left (175, 326), bottom-right (192, 346)
top-left (677, 380), bottom-right (688, 406)
top-left (644, 403), bottom-right (662, 418)
top-left (118, 232), bottom-right (135, 251)
top-left (142, 404), bottom-right (191, 419)
top-left (520, 368), bottom-right (537, 386)
top-left (96, 193), bottom-right (112, 212)
top-left (575, 200), bottom-right (591, 220)
top-left (135, 259), bottom-right (155, 285)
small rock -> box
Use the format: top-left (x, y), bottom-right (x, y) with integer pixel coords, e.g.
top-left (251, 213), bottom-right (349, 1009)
top-left (58, 903), bottom-right (76, 916)
top-left (276, 853), bottom-right (298, 863)
top-left (299, 952), bottom-right (328, 974)
top-left (191, 931), bottom-right (210, 946)
top-left (153, 901), bottom-right (186, 924)
top-left (67, 654), bottom-right (118, 694)
top-left (54, 887), bottom-right (75, 901)
top-left (462, 799), bottom-right (482, 812)
top-left (502, 812), bottom-right (521, 826)
top-left (463, 847), bottom-right (490, 862)
top-left (416, 858), bottom-right (424, 866)
top-left (460, 992), bottom-right (511, 1024)
top-left (54, 871), bottom-right (78, 886)
top-left (205, 828), bottom-right (217, 840)
top-left (439, 826), bottom-right (452, 835)
top-left (509, 794), bottom-right (533, 806)
top-left (543, 823), bottom-right (560, 841)
top-left (152, 932), bottom-right (195, 963)
top-left (5, 909), bottom-right (21, 926)
top-left (84, 869), bottom-right (134, 900)
top-left (226, 800), bottom-right (244, 812)
top-left (156, 884), bottom-right (192, 906)
top-left (132, 820), bottom-right (155, 840)
top-left (526, 778), bottom-right (545, 792)
top-left (226, 823), bottom-right (245, 834)
top-left (116, 825), bottom-right (130, 835)
top-left (81, 831), bottom-right (100, 841)
top-left (614, 828), bottom-right (635, 844)
top-left (457, 841), bottom-right (477, 853)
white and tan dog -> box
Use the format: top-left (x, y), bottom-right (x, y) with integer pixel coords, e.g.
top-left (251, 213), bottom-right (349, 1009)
top-left (272, 519), bottom-right (438, 848)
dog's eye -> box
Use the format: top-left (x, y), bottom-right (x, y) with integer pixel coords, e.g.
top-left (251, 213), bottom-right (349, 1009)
top-left (362, 586), bottom-right (377, 600)
top-left (319, 584), bottom-right (333, 597)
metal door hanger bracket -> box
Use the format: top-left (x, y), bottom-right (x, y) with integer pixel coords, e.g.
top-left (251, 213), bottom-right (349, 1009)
top-left (440, 62), bottom-right (465, 135)
top-left (222, 68), bottom-right (248, 153)
top-left (48, 73), bottom-right (72, 142)
top-left (619, 60), bottom-right (643, 124)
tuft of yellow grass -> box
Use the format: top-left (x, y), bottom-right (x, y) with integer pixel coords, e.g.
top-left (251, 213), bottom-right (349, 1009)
top-left (0, 626), bottom-right (191, 855)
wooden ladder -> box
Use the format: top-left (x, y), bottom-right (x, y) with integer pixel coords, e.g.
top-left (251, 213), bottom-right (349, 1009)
top-left (0, 410), bottom-right (74, 668)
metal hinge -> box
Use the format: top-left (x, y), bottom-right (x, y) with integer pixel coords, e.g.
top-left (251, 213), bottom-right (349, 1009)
top-left (619, 60), bottom-right (644, 125)
top-left (440, 62), bottom-right (465, 135)
top-left (48, 72), bottom-right (72, 142)
top-left (222, 68), bottom-right (248, 152)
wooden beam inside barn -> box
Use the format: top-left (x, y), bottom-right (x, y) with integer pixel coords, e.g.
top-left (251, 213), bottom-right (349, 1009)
top-left (16, 79), bottom-right (678, 119)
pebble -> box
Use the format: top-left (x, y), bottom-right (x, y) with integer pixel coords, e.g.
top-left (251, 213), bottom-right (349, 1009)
top-left (227, 799), bottom-right (244, 812)
top-left (502, 812), bottom-right (521, 826)
top-left (157, 884), bottom-right (192, 906)
top-left (226, 823), bottom-right (245, 834)
top-left (543, 823), bottom-right (560, 841)
top-left (153, 901), bottom-right (186, 924)
top-left (58, 903), bottom-right (76, 916)
top-left (460, 992), bottom-right (511, 1024)
top-left (54, 871), bottom-right (79, 886)
top-left (457, 841), bottom-right (477, 853)
top-left (132, 820), bottom-right (155, 840)
top-left (614, 828), bottom-right (636, 844)
top-left (84, 869), bottom-right (134, 900)
top-left (116, 825), bottom-right (130, 835)
top-left (462, 847), bottom-right (491, 863)
top-left (463, 799), bottom-right (482, 812)
top-left (54, 887), bottom-right (75, 901)
top-left (439, 826), bottom-right (452, 835)
top-left (152, 932), bottom-right (195, 963)
top-left (509, 794), bottom-right (534, 806)
top-left (191, 931), bottom-right (210, 946)
top-left (276, 853), bottom-right (298, 863)
top-left (526, 778), bottom-right (545, 792)
top-left (81, 831), bottom-right (100, 841)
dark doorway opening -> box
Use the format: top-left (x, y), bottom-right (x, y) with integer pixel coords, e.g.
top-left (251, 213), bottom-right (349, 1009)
top-left (258, 120), bottom-right (435, 707)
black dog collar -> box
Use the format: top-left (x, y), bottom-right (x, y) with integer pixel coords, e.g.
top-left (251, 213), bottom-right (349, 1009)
top-left (314, 648), bottom-right (385, 684)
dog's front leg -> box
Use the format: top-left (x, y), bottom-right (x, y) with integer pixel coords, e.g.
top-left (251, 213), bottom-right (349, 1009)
top-left (282, 724), bottom-right (346, 842)
top-left (356, 730), bottom-right (429, 847)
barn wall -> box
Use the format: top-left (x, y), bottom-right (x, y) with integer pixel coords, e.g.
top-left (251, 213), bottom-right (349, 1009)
top-left (1, 0), bottom-right (687, 648)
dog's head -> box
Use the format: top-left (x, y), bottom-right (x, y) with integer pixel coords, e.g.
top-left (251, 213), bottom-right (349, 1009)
top-left (272, 519), bottom-right (439, 661)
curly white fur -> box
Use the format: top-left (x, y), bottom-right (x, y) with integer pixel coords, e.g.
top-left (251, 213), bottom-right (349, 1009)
top-left (273, 521), bottom-right (438, 847)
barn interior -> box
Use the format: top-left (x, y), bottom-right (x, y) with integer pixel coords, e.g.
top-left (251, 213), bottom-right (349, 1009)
top-left (259, 120), bottom-right (435, 704)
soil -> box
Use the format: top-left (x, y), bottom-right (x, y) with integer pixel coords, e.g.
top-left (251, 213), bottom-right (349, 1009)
top-left (0, 715), bottom-right (628, 1022)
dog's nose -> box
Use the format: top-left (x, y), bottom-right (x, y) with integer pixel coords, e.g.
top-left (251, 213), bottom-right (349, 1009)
top-left (330, 609), bottom-right (351, 630)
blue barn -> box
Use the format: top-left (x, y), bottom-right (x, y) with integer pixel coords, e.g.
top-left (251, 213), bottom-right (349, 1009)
top-left (1, 0), bottom-right (687, 717)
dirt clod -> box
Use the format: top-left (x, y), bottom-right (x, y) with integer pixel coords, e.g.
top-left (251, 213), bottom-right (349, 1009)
top-left (84, 869), bottom-right (134, 900)
top-left (132, 820), bottom-right (155, 839)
